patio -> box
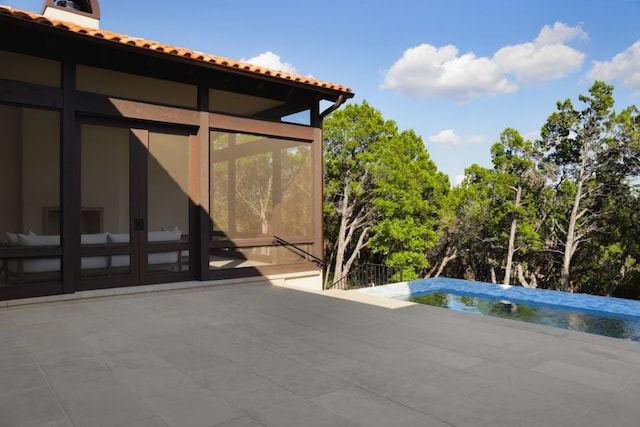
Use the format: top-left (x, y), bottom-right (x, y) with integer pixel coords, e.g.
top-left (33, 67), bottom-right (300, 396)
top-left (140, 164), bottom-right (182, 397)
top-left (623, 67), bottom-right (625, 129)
top-left (1, 280), bottom-right (640, 427)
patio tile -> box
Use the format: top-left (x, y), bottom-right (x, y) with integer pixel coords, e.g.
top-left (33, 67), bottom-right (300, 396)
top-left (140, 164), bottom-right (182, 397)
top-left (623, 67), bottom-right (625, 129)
top-left (387, 382), bottom-right (498, 427)
top-left (472, 382), bottom-right (592, 427)
top-left (0, 340), bottom-right (34, 370)
top-left (46, 370), bottom-right (156, 427)
top-left (190, 364), bottom-right (274, 398)
top-left (142, 333), bottom-right (233, 373)
top-left (233, 385), bottom-right (346, 427)
top-left (548, 380), bottom-right (640, 424)
top-left (0, 385), bottom-right (71, 427)
top-left (0, 363), bottom-right (50, 398)
top-left (214, 416), bottom-right (266, 427)
top-left (118, 416), bottom-right (171, 427)
top-left (395, 415), bottom-right (458, 427)
top-left (259, 362), bottom-right (350, 398)
top-left (15, 321), bottom-right (86, 356)
top-left (145, 389), bottom-right (242, 427)
top-left (112, 363), bottom-right (243, 427)
top-left (531, 359), bottom-right (634, 393)
top-left (311, 386), bottom-right (425, 427)
top-left (2, 282), bottom-right (640, 426)
top-left (403, 342), bottom-right (486, 370)
top-left (463, 360), bottom-right (562, 394)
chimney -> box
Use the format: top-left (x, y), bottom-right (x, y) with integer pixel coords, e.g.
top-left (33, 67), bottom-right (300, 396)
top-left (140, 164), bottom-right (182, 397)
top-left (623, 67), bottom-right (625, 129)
top-left (42, 0), bottom-right (101, 28)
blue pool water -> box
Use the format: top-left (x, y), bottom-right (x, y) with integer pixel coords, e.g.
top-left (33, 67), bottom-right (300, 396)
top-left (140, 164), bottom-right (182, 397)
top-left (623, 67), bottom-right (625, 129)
top-left (354, 278), bottom-right (640, 341)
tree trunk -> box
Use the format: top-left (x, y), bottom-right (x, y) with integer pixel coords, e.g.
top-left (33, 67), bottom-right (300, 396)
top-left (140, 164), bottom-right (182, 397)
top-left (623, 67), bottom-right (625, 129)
top-left (561, 177), bottom-right (584, 292)
top-left (606, 260), bottom-right (628, 297)
top-left (426, 248), bottom-right (457, 278)
top-left (329, 177), bottom-right (373, 289)
top-left (332, 183), bottom-right (350, 288)
top-left (516, 263), bottom-right (537, 288)
top-left (504, 186), bottom-right (521, 286)
top-left (488, 256), bottom-right (497, 284)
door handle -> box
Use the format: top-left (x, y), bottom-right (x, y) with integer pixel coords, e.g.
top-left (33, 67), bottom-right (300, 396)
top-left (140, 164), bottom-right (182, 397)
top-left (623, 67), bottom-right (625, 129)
top-left (135, 218), bottom-right (145, 231)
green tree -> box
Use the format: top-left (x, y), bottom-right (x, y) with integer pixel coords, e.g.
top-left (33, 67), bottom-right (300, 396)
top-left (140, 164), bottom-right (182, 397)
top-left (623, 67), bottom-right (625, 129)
top-left (323, 101), bottom-right (395, 287)
top-left (490, 128), bottom-right (545, 286)
top-left (447, 164), bottom-right (499, 282)
top-left (368, 129), bottom-right (449, 279)
top-left (539, 81), bottom-right (640, 291)
top-left (323, 101), bottom-right (448, 286)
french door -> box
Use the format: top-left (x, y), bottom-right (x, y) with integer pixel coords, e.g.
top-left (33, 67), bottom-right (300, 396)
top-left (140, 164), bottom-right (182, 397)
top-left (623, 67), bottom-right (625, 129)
top-left (79, 121), bottom-right (196, 290)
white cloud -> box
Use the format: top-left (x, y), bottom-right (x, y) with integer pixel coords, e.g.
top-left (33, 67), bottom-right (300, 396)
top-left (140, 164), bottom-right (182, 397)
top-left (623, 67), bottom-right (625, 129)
top-left (454, 174), bottom-right (466, 186)
top-left (588, 41), bottom-right (640, 89)
top-left (428, 129), bottom-right (461, 146)
top-left (381, 22), bottom-right (586, 101)
top-left (535, 22), bottom-right (588, 45)
top-left (242, 51), bottom-right (297, 74)
top-left (494, 22), bottom-right (587, 84)
top-left (381, 44), bottom-right (517, 101)
top-left (427, 130), bottom-right (487, 147)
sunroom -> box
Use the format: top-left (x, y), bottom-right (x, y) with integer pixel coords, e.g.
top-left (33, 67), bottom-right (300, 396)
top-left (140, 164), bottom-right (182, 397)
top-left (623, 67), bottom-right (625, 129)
top-left (0, 1), bottom-right (353, 301)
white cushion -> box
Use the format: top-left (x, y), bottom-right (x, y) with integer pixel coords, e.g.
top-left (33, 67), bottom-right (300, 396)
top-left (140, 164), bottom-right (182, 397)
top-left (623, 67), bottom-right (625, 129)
top-left (81, 256), bottom-right (109, 269)
top-left (81, 233), bottom-right (109, 245)
top-left (7, 258), bottom-right (60, 273)
top-left (5, 232), bottom-right (18, 246)
top-left (5, 230), bottom-right (36, 245)
top-left (110, 254), bottom-right (130, 268)
top-left (149, 252), bottom-right (179, 265)
top-left (107, 233), bottom-right (130, 244)
top-left (17, 234), bottom-right (60, 246)
top-left (149, 228), bottom-right (181, 242)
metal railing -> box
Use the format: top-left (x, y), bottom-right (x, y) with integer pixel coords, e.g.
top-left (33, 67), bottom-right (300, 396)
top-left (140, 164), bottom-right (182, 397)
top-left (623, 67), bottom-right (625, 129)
top-left (272, 236), bottom-right (324, 267)
top-left (328, 263), bottom-right (404, 290)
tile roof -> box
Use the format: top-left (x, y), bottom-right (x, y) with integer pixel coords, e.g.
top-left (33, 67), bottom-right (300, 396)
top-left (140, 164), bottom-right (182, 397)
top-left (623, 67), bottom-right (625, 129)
top-left (0, 5), bottom-right (353, 96)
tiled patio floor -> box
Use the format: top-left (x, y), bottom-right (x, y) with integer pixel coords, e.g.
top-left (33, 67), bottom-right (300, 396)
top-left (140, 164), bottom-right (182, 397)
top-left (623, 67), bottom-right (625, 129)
top-left (1, 281), bottom-right (640, 427)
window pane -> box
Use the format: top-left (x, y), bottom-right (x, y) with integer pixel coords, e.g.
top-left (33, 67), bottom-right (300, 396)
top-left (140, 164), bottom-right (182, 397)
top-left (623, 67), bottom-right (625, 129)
top-left (81, 124), bottom-right (129, 277)
top-left (235, 151), bottom-right (273, 236)
top-left (280, 144), bottom-right (312, 236)
top-left (147, 132), bottom-right (189, 270)
top-left (209, 130), bottom-right (314, 270)
top-left (210, 131), bottom-right (313, 240)
top-left (1, 106), bottom-right (60, 286)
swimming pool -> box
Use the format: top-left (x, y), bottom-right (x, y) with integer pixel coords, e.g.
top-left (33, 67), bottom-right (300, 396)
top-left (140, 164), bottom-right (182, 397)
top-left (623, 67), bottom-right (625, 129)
top-left (354, 278), bottom-right (640, 341)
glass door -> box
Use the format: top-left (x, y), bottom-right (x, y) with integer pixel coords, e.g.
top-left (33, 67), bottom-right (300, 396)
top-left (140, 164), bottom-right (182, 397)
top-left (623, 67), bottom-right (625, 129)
top-left (80, 123), bottom-right (195, 289)
top-left (144, 129), bottom-right (192, 281)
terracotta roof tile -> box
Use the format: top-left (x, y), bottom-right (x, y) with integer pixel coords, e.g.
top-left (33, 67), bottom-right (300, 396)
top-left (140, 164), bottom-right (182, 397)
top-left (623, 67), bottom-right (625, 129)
top-left (0, 5), bottom-right (353, 96)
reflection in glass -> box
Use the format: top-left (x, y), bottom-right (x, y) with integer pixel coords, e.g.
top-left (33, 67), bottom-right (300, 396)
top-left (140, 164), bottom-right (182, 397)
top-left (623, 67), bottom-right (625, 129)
top-left (211, 161), bottom-right (229, 237)
top-left (0, 106), bottom-right (60, 285)
top-left (209, 131), bottom-right (313, 240)
top-left (236, 152), bottom-right (273, 235)
top-left (147, 132), bottom-right (190, 270)
top-left (82, 124), bottom-right (130, 277)
top-left (281, 144), bottom-right (312, 236)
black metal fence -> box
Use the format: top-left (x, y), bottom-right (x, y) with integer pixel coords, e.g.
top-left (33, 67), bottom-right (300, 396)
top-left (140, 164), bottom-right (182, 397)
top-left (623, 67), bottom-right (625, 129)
top-left (328, 263), bottom-right (404, 290)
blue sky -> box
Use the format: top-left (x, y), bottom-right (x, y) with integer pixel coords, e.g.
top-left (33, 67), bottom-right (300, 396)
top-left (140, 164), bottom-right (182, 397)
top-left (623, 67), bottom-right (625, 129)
top-left (8, 0), bottom-right (640, 184)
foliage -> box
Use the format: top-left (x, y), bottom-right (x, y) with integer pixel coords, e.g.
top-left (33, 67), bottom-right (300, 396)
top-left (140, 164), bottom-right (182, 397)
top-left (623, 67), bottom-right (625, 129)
top-left (324, 83), bottom-right (640, 298)
top-left (538, 81), bottom-right (640, 291)
top-left (323, 101), bottom-right (448, 285)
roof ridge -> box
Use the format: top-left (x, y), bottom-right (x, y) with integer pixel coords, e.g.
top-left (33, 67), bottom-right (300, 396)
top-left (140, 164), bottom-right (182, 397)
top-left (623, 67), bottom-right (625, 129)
top-left (0, 5), bottom-right (353, 95)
